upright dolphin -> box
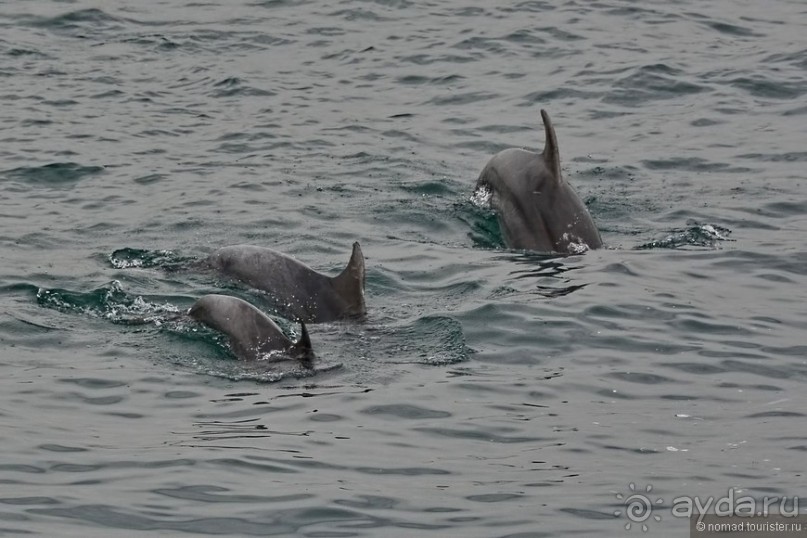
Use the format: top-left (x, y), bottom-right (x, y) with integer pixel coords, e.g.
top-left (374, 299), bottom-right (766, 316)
top-left (475, 110), bottom-right (602, 253)
top-left (188, 294), bottom-right (314, 363)
top-left (202, 242), bottom-right (365, 323)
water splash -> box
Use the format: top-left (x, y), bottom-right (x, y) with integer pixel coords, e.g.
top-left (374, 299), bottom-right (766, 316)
top-left (108, 248), bottom-right (195, 270)
top-left (36, 280), bottom-right (182, 324)
top-left (635, 222), bottom-right (733, 250)
top-left (561, 233), bottom-right (591, 254)
top-left (35, 281), bottom-right (342, 383)
top-left (457, 187), bottom-right (504, 249)
top-left (470, 183), bottom-right (492, 208)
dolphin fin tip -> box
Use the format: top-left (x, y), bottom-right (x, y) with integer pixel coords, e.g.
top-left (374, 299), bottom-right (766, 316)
top-left (540, 109), bottom-right (561, 181)
top-left (294, 321), bottom-right (315, 362)
top-left (334, 241), bottom-right (366, 309)
top-left (351, 242), bottom-right (363, 265)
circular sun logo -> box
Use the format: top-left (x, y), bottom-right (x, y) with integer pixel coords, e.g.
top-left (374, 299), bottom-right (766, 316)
top-left (614, 483), bottom-right (664, 532)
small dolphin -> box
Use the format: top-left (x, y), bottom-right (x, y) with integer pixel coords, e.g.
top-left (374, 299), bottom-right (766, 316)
top-left (475, 110), bottom-right (602, 253)
top-left (203, 242), bottom-right (365, 323)
top-left (188, 294), bottom-right (314, 363)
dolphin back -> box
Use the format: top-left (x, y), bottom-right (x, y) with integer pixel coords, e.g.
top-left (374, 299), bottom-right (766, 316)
top-left (204, 244), bottom-right (365, 323)
top-left (189, 294), bottom-right (315, 363)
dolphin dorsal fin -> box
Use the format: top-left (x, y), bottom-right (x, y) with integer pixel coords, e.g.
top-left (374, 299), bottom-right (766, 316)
top-left (540, 109), bottom-right (562, 183)
top-left (331, 242), bottom-right (366, 317)
top-left (292, 321), bottom-right (315, 365)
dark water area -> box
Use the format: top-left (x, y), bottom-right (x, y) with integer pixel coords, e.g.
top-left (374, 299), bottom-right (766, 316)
top-left (2, 0), bottom-right (806, 536)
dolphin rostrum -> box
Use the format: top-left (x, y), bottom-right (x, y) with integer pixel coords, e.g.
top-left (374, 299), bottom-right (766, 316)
top-left (188, 294), bottom-right (314, 362)
top-left (474, 109), bottom-right (602, 253)
top-left (202, 242), bottom-right (365, 323)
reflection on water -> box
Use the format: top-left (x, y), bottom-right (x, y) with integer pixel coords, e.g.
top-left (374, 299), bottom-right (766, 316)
top-left (504, 253), bottom-right (589, 298)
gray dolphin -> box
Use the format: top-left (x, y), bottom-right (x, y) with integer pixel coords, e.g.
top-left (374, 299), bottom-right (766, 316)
top-left (188, 294), bottom-right (314, 363)
top-left (475, 110), bottom-right (602, 253)
top-left (203, 242), bottom-right (365, 323)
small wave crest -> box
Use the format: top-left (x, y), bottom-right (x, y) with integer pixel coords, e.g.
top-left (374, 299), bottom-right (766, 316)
top-left (390, 315), bottom-right (470, 365)
top-left (193, 361), bottom-right (343, 384)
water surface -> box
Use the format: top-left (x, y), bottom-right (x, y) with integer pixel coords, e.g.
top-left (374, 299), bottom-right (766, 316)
top-left (2, 0), bottom-right (806, 535)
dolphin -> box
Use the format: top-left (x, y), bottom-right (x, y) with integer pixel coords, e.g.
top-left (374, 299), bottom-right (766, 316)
top-left (474, 109), bottom-right (602, 253)
top-left (202, 242), bottom-right (365, 323)
top-left (188, 294), bottom-right (314, 363)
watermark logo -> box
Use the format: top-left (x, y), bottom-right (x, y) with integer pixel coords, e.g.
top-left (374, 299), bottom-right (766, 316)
top-left (614, 483), bottom-right (664, 531)
top-left (673, 488), bottom-right (799, 523)
top-left (613, 484), bottom-right (801, 531)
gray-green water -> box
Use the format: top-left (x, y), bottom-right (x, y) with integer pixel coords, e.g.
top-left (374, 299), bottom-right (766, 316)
top-left (2, 1), bottom-right (806, 536)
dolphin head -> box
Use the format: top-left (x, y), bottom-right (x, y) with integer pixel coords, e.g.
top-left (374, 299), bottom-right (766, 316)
top-left (475, 110), bottom-right (602, 253)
